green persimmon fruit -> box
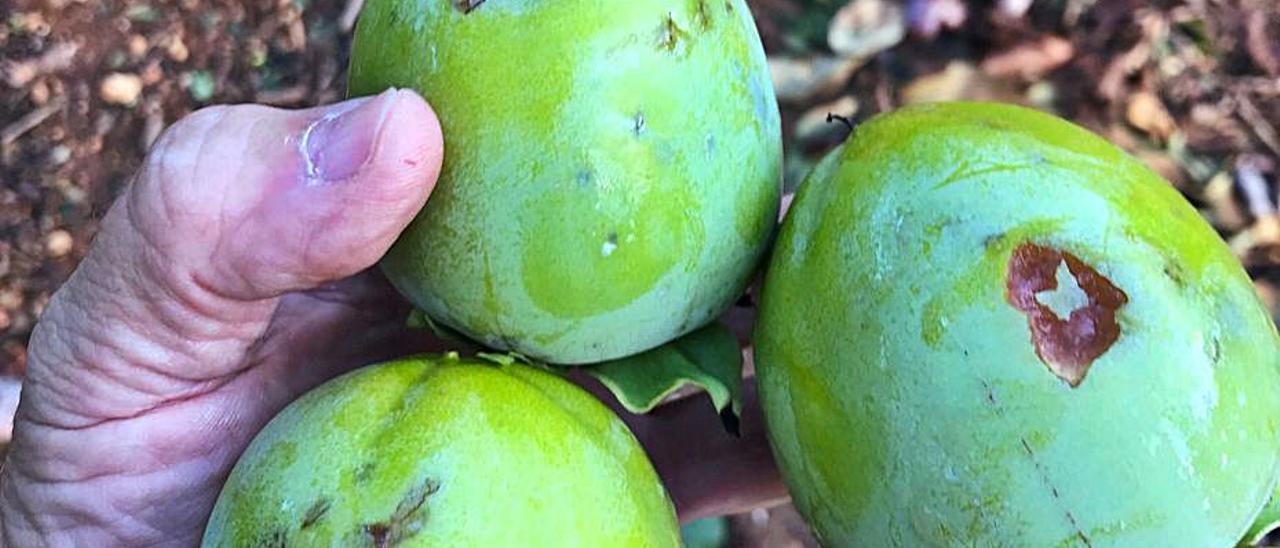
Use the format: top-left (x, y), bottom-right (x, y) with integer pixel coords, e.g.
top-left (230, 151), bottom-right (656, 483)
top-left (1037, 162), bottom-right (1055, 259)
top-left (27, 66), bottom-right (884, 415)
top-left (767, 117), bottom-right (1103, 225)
top-left (754, 102), bottom-right (1280, 546)
top-left (202, 355), bottom-right (680, 547)
top-left (347, 0), bottom-right (783, 364)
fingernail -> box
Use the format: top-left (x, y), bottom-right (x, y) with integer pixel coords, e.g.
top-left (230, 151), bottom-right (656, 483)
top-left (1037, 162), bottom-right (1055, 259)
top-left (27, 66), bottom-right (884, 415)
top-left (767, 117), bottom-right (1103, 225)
top-left (302, 89), bottom-right (399, 183)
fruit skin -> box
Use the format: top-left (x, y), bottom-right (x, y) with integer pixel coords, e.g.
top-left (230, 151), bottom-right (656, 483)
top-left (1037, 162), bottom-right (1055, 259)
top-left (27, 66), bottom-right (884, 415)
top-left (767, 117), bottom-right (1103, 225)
top-left (754, 102), bottom-right (1280, 546)
top-left (201, 355), bottom-right (680, 547)
top-left (347, 0), bottom-right (782, 364)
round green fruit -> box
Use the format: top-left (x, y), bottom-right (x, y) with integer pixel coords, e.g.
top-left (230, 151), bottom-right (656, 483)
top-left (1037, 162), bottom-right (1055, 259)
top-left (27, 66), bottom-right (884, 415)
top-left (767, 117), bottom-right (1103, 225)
top-left (348, 0), bottom-right (783, 364)
top-left (202, 355), bottom-right (680, 547)
top-left (754, 102), bottom-right (1280, 546)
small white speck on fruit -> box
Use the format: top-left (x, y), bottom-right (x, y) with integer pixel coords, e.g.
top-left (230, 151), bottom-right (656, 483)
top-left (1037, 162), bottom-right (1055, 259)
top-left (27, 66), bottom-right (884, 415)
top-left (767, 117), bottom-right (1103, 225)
top-left (601, 240), bottom-right (618, 257)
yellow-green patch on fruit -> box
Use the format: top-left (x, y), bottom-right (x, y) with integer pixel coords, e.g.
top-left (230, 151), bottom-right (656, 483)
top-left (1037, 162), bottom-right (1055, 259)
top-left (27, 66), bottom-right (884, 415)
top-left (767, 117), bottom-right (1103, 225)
top-left (202, 355), bottom-right (679, 547)
top-left (755, 102), bottom-right (1280, 546)
top-left (348, 0), bottom-right (782, 364)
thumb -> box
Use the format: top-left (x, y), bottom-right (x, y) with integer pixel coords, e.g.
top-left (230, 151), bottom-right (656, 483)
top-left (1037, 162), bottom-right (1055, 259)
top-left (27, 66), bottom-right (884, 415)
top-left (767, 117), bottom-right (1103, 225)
top-left (21, 89), bottom-right (442, 427)
top-left (131, 88), bottom-right (443, 299)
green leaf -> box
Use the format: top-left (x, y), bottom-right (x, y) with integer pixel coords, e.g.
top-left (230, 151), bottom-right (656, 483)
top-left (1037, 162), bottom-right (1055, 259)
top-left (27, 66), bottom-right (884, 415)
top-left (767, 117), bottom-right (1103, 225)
top-left (583, 322), bottom-right (744, 432)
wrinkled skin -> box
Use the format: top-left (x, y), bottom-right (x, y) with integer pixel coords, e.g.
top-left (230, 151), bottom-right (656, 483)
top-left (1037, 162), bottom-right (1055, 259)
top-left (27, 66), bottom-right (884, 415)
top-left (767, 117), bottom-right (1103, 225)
top-left (755, 102), bottom-right (1280, 546)
top-left (349, 0), bottom-right (783, 364)
top-left (203, 356), bottom-right (680, 547)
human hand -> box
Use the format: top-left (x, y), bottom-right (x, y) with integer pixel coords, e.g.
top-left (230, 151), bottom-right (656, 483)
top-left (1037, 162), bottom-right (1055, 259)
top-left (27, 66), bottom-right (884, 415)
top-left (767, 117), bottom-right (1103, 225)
top-left (0, 90), bottom-right (784, 546)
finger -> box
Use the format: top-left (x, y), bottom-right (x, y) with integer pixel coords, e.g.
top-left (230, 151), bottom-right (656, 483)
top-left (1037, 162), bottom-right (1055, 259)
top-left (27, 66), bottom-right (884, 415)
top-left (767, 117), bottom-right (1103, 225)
top-left (247, 269), bottom-right (457, 398)
top-left (21, 88), bottom-right (442, 428)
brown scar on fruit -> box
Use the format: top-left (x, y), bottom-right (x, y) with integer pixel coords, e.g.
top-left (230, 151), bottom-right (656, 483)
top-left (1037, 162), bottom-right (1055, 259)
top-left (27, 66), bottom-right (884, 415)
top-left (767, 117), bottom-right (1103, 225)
top-left (361, 478), bottom-right (441, 547)
top-left (454, 0), bottom-right (486, 14)
top-left (1006, 243), bottom-right (1128, 387)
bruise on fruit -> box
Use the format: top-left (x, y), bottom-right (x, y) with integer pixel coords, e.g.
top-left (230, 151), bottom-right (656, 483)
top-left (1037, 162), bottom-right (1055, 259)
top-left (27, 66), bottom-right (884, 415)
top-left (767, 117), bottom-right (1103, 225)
top-left (361, 478), bottom-right (441, 547)
top-left (1006, 243), bottom-right (1128, 387)
top-left (453, 0), bottom-right (486, 14)
top-left (301, 497), bottom-right (331, 529)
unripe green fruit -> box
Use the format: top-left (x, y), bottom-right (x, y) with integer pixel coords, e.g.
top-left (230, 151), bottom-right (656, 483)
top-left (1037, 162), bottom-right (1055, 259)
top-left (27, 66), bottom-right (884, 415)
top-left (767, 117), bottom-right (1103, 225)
top-left (202, 355), bottom-right (680, 547)
top-left (348, 0), bottom-right (782, 364)
top-left (755, 102), bottom-right (1280, 546)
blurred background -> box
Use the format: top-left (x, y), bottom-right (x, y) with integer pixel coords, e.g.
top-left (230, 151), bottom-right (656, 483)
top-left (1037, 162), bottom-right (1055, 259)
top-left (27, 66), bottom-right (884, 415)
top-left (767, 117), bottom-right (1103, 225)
top-left (1, 0), bottom-right (1278, 545)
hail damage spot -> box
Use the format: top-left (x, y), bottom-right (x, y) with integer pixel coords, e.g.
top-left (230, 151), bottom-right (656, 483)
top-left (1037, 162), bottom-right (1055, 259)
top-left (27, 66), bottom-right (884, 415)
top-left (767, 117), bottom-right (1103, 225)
top-left (1006, 243), bottom-right (1128, 387)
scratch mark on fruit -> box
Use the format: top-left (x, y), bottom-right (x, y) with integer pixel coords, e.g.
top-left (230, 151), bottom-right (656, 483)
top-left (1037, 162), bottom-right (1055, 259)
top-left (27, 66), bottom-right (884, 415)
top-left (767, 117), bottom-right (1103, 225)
top-left (633, 111), bottom-right (646, 137)
top-left (1019, 438), bottom-right (1093, 547)
top-left (1006, 243), bottom-right (1128, 387)
top-left (980, 379), bottom-right (999, 409)
top-left (934, 159), bottom-right (1041, 190)
top-left (361, 478), bottom-right (440, 547)
top-left (454, 0), bottom-right (486, 14)
top-left (301, 497), bottom-right (331, 529)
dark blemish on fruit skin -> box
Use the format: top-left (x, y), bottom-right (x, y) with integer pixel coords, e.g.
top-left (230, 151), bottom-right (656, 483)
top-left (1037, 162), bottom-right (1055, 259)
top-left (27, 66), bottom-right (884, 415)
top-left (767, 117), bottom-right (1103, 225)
top-left (1162, 260), bottom-right (1187, 288)
top-left (692, 0), bottom-right (713, 29)
top-left (1006, 243), bottom-right (1129, 387)
top-left (983, 232), bottom-right (1007, 251)
top-left (264, 529), bottom-right (287, 548)
top-left (355, 462), bottom-right (375, 483)
top-left (657, 14), bottom-right (688, 52)
top-left (633, 111), bottom-right (646, 137)
top-left (454, 0), bottom-right (486, 14)
top-left (301, 498), bottom-right (331, 529)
